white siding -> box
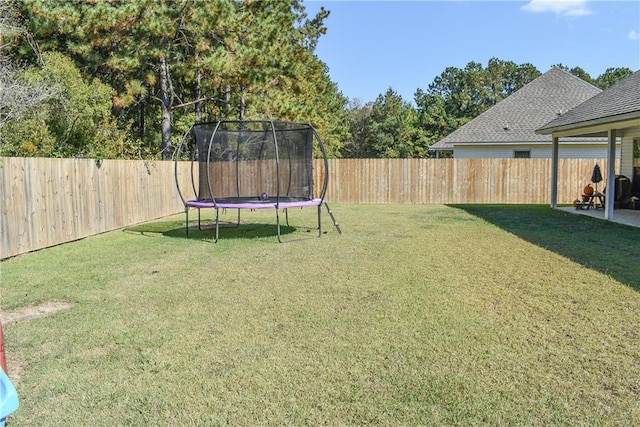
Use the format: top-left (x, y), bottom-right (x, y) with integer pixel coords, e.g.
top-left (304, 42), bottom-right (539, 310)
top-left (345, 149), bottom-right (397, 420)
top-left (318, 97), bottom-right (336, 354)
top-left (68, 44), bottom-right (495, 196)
top-left (454, 144), bottom-right (619, 159)
top-left (621, 126), bottom-right (640, 178)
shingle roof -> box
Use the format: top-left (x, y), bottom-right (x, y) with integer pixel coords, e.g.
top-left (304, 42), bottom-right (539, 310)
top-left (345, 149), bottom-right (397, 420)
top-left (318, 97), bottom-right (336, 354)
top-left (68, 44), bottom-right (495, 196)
top-left (431, 67), bottom-right (602, 150)
top-left (537, 69), bottom-right (640, 134)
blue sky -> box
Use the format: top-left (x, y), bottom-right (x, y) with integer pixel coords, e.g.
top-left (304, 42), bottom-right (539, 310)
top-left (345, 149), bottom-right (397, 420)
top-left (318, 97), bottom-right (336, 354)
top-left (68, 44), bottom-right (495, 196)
top-left (303, 0), bottom-right (640, 103)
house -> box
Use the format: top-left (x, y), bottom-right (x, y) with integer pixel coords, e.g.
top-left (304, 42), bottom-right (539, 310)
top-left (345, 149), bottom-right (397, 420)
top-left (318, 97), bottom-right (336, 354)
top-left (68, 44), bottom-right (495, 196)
top-left (537, 69), bottom-right (640, 222)
top-left (429, 67), bottom-right (618, 159)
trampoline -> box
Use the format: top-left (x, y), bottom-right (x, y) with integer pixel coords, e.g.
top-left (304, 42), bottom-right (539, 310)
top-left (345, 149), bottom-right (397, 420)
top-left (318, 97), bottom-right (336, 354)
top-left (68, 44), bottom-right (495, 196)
top-left (173, 120), bottom-right (341, 242)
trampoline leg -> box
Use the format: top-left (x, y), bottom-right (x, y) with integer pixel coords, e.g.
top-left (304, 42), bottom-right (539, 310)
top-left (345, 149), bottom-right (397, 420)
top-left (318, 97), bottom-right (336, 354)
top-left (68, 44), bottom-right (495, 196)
top-left (324, 202), bottom-right (342, 235)
top-left (185, 205), bottom-right (189, 237)
top-left (197, 208), bottom-right (202, 230)
top-left (215, 208), bottom-right (220, 243)
top-left (236, 209), bottom-right (241, 227)
top-left (284, 208), bottom-right (289, 226)
top-left (276, 208), bottom-right (283, 243)
top-left (317, 204), bottom-right (322, 237)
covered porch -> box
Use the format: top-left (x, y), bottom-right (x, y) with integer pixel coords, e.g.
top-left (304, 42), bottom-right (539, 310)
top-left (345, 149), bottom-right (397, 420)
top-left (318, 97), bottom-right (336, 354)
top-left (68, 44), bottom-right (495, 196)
top-left (537, 69), bottom-right (640, 225)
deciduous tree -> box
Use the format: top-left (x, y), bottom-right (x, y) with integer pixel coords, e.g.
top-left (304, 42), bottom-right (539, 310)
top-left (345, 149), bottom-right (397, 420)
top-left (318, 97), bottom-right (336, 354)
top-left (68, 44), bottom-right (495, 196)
top-left (0, 52), bottom-right (126, 157)
top-left (0, 0), bottom-right (54, 129)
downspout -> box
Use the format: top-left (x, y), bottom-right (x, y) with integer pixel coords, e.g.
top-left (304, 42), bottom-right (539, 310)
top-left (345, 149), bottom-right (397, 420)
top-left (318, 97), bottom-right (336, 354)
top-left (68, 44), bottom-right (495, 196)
top-left (604, 129), bottom-right (617, 220)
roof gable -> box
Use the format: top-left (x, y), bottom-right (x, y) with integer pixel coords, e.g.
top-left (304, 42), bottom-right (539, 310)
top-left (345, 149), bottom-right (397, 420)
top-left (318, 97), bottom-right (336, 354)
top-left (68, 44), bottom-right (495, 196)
top-left (431, 67), bottom-right (601, 149)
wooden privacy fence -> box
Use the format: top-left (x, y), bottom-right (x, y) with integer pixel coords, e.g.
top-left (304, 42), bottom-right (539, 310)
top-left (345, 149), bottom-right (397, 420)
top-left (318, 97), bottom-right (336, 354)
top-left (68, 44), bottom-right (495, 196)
top-left (1, 156), bottom-right (609, 259)
top-left (320, 158), bottom-right (612, 204)
top-left (1, 157), bottom-right (192, 259)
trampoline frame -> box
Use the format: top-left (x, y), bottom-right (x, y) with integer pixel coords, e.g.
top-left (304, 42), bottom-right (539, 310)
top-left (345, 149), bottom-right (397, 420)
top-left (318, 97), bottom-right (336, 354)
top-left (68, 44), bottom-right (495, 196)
top-left (174, 120), bottom-right (341, 242)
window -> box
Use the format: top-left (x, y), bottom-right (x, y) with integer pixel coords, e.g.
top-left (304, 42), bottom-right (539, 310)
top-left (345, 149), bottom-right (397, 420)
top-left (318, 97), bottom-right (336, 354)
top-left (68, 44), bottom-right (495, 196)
top-left (514, 150), bottom-right (531, 158)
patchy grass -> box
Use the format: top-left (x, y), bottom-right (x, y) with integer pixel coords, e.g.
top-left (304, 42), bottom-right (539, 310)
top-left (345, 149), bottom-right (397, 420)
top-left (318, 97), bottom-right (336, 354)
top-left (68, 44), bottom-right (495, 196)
top-left (1, 204), bottom-right (639, 425)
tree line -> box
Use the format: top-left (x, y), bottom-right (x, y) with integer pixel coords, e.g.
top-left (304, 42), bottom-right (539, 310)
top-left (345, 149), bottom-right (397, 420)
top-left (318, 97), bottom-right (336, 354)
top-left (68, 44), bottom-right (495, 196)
top-left (0, 1), bottom-right (633, 159)
top-left (343, 61), bottom-right (632, 158)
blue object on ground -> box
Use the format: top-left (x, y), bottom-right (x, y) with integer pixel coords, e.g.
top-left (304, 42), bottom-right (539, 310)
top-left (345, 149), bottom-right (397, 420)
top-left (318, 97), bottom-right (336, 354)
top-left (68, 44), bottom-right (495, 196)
top-left (0, 369), bottom-right (19, 427)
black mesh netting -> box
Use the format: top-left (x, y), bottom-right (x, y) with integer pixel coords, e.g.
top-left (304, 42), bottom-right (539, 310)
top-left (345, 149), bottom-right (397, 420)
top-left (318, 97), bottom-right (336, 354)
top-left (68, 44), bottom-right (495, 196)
top-left (189, 121), bottom-right (317, 203)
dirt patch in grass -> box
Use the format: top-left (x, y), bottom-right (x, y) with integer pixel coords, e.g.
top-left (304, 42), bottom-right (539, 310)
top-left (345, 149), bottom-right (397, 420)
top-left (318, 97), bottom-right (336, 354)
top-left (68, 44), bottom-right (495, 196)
top-left (2, 300), bottom-right (74, 324)
top-left (2, 301), bottom-right (74, 387)
top-left (5, 352), bottom-right (26, 388)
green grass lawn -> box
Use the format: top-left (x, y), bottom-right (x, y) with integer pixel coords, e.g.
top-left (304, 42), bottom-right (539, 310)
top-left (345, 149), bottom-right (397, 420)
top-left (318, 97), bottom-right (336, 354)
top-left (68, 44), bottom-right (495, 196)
top-left (2, 204), bottom-right (639, 425)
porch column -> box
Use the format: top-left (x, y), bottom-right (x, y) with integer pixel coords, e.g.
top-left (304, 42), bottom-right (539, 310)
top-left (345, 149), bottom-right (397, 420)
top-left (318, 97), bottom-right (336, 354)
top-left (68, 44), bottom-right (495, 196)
top-left (605, 129), bottom-right (617, 220)
top-left (551, 136), bottom-right (559, 208)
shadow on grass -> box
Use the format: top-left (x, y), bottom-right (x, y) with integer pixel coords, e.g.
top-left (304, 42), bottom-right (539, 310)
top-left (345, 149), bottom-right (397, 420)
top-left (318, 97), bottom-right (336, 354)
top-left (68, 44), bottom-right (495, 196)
top-left (124, 219), bottom-right (302, 242)
top-left (449, 204), bottom-right (640, 291)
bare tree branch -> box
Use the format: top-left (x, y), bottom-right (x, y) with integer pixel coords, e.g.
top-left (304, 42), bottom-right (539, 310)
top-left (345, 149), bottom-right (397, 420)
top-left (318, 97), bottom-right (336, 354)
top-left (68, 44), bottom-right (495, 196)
top-left (0, 0), bottom-right (56, 128)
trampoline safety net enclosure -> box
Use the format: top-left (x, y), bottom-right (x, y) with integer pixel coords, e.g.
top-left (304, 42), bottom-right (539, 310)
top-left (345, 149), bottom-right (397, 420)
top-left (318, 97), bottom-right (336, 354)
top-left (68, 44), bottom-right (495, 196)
top-left (174, 120), bottom-right (341, 242)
